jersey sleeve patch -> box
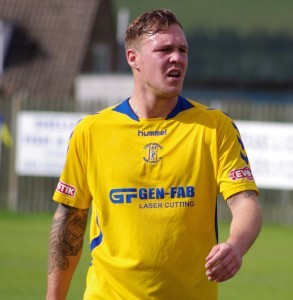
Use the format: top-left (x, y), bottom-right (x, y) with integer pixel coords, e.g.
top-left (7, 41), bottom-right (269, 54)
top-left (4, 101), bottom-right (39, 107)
top-left (56, 180), bottom-right (77, 197)
top-left (229, 166), bottom-right (254, 181)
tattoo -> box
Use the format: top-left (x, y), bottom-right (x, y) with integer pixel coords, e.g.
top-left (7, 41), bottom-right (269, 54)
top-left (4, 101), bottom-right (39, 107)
top-left (227, 190), bottom-right (257, 207)
top-left (48, 205), bottom-right (88, 274)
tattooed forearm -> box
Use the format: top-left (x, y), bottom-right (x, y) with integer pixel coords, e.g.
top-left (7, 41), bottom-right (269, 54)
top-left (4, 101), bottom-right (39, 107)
top-left (48, 205), bottom-right (88, 274)
top-left (227, 190), bottom-right (257, 207)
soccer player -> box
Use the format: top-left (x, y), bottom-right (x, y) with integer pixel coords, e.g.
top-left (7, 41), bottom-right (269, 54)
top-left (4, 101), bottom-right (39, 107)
top-left (46, 9), bottom-right (262, 300)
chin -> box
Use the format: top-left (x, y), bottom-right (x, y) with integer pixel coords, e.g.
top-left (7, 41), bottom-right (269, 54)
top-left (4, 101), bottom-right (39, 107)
top-left (160, 92), bottom-right (181, 100)
top-left (165, 87), bottom-right (183, 98)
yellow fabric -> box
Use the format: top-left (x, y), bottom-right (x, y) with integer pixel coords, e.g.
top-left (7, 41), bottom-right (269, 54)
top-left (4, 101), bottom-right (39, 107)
top-left (0, 123), bottom-right (13, 148)
top-left (53, 97), bottom-right (258, 299)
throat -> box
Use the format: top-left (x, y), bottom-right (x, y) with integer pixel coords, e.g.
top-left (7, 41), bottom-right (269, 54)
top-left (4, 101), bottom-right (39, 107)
top-left (128, 97), bottom-right (178, 119)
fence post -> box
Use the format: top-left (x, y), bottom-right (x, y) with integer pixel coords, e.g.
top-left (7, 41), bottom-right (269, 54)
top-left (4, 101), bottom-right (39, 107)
top-left (7, 92), bottom-right (26, 211)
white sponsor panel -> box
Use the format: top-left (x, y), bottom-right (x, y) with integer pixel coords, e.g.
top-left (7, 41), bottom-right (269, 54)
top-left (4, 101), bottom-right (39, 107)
top-left (16, 111), bottom-right (85, 177)
top-left (236, 121), bottom-right (293, 190)
top-left (15, 112), bottom-right (293, 189)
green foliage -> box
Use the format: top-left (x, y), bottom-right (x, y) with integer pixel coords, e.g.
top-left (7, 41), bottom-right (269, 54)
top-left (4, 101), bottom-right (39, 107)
top-left (113, 0), bottom-right (293, 35)
top-left (0, 212), bottom-right (292, 299)
top-left (186, 30), bottom-right (293, 83)
top-left (113, 0), bottom-right (293, 84)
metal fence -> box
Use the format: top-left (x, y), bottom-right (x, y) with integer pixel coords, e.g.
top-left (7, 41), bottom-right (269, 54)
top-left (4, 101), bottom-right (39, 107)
top-left (1, 94), bottom-right (293, 224)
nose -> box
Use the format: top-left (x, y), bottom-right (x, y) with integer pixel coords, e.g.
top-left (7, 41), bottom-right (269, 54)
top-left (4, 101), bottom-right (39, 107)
top-left (169, 49), bottom-right (185, 64)
top-left (169, 49), bottom-right (180, 62)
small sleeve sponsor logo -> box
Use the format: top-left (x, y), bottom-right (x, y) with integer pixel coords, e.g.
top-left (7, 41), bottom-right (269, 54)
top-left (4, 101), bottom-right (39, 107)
top-left (229, 166), bottom-right (254, 181)
top-left (56, 180), bottom-right (76, 197)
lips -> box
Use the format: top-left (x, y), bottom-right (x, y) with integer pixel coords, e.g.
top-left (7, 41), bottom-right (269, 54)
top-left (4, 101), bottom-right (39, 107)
top-left (167, 69), bottom-right (181, 78)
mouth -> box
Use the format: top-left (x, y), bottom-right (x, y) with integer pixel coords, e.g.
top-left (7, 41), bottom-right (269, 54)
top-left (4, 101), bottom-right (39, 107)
top-left (167, 69), bottom-right (181, 79)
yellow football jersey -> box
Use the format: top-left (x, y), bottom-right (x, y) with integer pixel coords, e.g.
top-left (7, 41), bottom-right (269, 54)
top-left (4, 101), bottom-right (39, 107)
top-left (53, 96), bottom-right (258, 300)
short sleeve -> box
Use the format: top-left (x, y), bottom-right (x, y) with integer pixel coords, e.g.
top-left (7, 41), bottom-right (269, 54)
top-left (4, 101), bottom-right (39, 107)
top-left (216, 113), bottom-right (258, 200)
top-left (53, 118), bottom-right (92, 209)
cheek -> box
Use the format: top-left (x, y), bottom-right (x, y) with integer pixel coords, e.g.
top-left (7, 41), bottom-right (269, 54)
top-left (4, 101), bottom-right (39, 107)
top-left (141, 61), bottom-right (162, 78)
top-left (185, 56), bottom-right (188, 68)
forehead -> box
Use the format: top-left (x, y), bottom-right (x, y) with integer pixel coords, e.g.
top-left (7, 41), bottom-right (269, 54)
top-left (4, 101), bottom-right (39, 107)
top-left (140, 24), bottom-right (187, 48)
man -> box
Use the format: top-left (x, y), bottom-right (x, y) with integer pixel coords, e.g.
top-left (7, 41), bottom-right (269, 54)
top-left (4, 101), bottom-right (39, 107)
top-left (46, 9), bottom-right (262, 300)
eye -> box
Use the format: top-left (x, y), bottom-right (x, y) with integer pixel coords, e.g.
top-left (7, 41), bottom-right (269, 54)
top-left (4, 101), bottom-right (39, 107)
top-left (159, 48), bottom-right (171, 53)
top-left (179, 47), bottom-right (188, 54)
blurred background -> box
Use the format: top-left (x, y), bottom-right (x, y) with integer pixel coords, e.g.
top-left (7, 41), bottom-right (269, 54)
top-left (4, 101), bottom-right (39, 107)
top-left (0, 1), bottom-right (292, 299)
top-left (1, 0), bottom-right (292, 221)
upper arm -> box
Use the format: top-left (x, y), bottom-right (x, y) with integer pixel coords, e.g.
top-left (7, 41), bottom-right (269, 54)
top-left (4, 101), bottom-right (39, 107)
top-left (48, 204), bottom-right (89, 276)
top-left (50, 204), bottom-right (89, 255)
top-left (54, 203), bottom-right (89, 218)
top-left (227, 190), bottom-right (261, 219)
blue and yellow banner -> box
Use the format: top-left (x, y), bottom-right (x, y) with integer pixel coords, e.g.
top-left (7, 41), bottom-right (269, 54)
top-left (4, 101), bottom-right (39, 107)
top-left (0, 114), bottom-right (13, 148)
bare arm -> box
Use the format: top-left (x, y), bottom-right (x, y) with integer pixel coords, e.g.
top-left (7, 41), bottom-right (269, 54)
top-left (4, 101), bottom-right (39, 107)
top-left (46, 203), bottom-right (89, 300)
top-left (205, 190), bottom-right (262, 282)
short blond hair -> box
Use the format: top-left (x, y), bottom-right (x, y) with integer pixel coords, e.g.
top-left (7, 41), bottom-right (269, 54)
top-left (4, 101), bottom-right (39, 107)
top-left (125, 9), bottom-right (183, 50)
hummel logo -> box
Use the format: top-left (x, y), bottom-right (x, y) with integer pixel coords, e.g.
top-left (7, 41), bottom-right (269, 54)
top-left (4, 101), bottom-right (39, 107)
top-left (138, 129), bottom-right (167, 136)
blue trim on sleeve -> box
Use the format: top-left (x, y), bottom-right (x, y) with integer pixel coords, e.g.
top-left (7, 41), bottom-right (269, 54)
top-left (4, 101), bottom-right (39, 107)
top-left (112, 96), bottom-right (194, 121)
top-left (241, 152), bottom-right (249, 164)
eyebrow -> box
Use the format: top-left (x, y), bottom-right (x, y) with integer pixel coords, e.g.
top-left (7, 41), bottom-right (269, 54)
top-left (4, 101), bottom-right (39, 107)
top-left (156, 43), bottom-right (188, 50)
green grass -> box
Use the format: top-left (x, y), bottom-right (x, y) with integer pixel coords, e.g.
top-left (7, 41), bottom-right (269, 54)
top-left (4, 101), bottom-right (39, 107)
top-left (0, 211), bottom-right (90, 300)
top-left (0, 211), bottom-right (292, 299)
top-left (218, 223), bottom-right (293, 299)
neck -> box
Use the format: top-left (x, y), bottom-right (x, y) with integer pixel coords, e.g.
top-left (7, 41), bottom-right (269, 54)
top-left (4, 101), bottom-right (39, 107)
top-left (129, 96), bottom-right (178, 119)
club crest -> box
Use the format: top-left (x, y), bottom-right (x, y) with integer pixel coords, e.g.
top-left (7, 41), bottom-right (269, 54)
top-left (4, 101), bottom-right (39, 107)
top-left (143, 143), bottom-right (163, 164)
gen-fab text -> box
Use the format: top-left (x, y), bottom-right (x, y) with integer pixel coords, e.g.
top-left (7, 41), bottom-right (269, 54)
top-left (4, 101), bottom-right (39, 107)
top-left (109, 186), bottom-right (195, 204)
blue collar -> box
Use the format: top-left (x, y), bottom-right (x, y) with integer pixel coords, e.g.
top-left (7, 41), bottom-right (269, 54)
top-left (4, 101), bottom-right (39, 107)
top-left (113, 96), bottom-right (194, 121)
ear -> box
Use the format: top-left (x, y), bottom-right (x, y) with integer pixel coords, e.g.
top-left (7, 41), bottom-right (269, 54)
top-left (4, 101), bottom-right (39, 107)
top-left (126, 48), bottom-right (139, 70)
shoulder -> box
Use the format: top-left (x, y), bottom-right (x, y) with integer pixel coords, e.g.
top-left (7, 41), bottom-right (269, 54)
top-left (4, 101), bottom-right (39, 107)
top-left (185, 98), bottom-right (233, 127)
top-left (73, 104), bottom-right (119, 133)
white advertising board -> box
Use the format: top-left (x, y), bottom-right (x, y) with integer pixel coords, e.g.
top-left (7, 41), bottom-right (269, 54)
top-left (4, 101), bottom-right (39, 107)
top-left (236, 121), bottom-right (293, 190)
top-left (16, 112), bottom-right (293, 189)
top-left (16, 111), bottom-right (85, 177)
